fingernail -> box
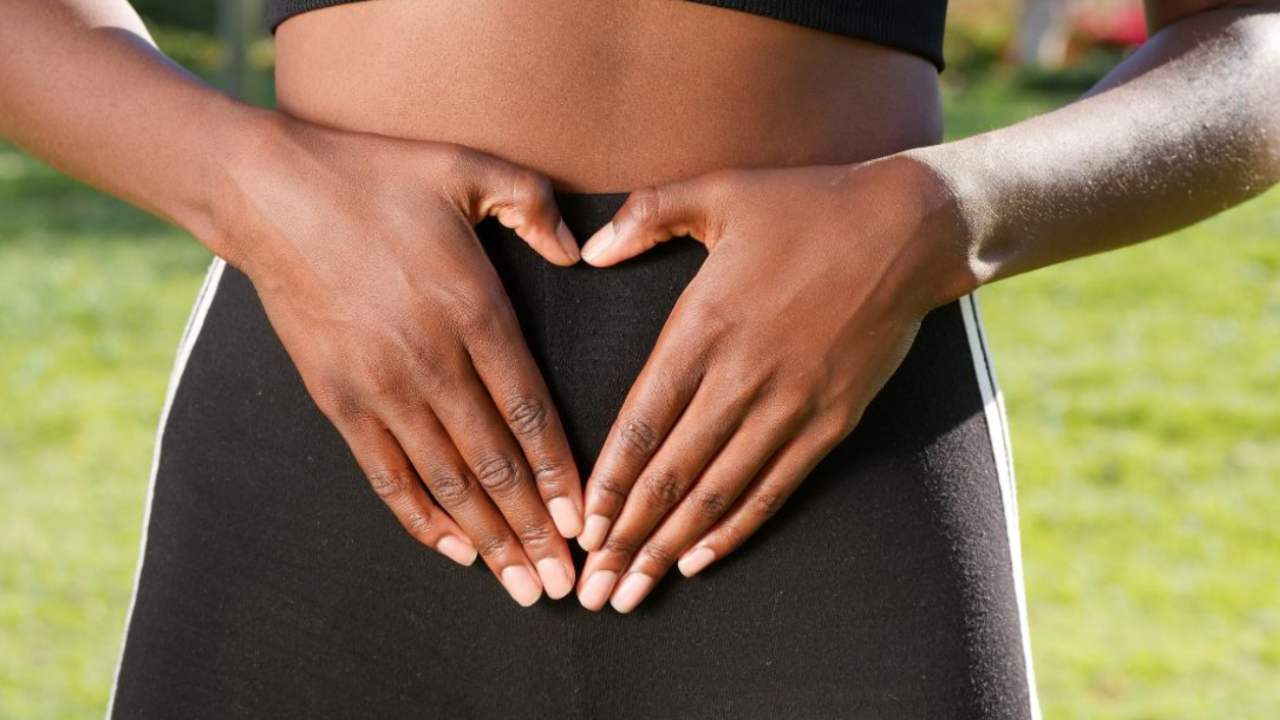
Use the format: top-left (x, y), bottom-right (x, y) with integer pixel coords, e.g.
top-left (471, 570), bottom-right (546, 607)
top-left (501, 565), bottom-right (543, 607)
top-left (548, 497), bottom-right (583, 538)
top-left (610, 573), bottom-right (654, 614)
top-left (577, 570), bottom-right (618, 611)
top-left (536, 557), bottom-right (575, 600)
top-left (580, 222), bottom-right (615, 264)
top-left (556, 219), bottom-right (580, 262)
top-left (677, 546), bottom-right (716, 577)
top-left (577, 514), bottom-right (611, 551)
top-left (437, 535), bottom-right (478, 566)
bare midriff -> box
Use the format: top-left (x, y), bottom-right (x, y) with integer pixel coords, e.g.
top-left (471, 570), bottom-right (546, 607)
top-left (273, 0), bottom-right (942, 193)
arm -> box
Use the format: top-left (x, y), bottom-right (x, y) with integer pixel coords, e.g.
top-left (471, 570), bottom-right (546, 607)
top-left (1, 0), bottom-right (589, 606)
top-left (568, 1), bottom-right (1280, 612)
top-left (911, 0), bottom-right (1280, 304)
top-left (0, 1), bottom-right (246, 251)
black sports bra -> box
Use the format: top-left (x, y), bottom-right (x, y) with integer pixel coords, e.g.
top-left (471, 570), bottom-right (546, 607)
top-left (265, 0), bottom-right (948, 71)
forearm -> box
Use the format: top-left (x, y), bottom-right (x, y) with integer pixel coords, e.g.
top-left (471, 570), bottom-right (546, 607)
top-left (905, 2), bottom-right (1280, 300)
top-left (0, 0), bottom-right (266, 254)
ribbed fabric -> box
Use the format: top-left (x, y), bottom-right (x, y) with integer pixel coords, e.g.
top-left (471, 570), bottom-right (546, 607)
top-left (687, 0), bottom-right (946, 70)
top-left (265, 0), bottom-right (948, 71)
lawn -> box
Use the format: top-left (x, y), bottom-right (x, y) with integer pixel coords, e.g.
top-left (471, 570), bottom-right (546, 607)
top-left (2, 70), bottom-right (1278, 719)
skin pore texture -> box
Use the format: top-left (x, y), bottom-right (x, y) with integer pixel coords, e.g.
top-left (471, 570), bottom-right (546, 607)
top-left (1, 0), bottom-right (1277, 614)
top-left (271, 0), bottom-right (943, 192)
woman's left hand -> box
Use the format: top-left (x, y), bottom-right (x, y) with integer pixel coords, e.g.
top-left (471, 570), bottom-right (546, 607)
top-left (571, 156), bottom-right (972, 612)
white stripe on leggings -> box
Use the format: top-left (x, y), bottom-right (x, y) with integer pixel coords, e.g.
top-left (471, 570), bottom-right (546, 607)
top-left (959, 291), bottom-right (1043, 720)
top-left (104, 257), bottom-right (227, 719)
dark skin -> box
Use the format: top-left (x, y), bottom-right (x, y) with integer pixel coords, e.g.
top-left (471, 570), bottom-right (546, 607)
top-left (573, 1), bottom-right (1280, 611)
top-left (0, 1), bottom-right (592, 607)
top-left (228, 122), bottom-right (587, 605)
top-left (1, 0), bottom-right (1277, 620)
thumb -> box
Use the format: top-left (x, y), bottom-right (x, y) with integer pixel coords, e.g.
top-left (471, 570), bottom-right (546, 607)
top-left (467, 153), bottom-right (580, 267)
top-left (580, 178), bottom-right (715, 267)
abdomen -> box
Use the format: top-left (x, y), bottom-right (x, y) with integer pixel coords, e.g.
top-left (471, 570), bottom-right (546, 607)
top-left (272, 0), bottom-right (943, 192)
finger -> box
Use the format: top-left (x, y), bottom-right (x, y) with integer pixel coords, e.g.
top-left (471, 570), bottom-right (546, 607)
top-left (679, 419), bottom-right (846, 576)
top-left (576, 329), bottom-right (704, 553)
top-left (422, 354), bottom-right (577, 601)
top-left (608, 406), bottom-right (805, 612)
top-left (579, 176), bottom-right (717, 266)
top-left (463, 300), bottom-right (584, 539)
top-left (331, 414), bottom-right (478, 567)
top-left (576, 380), bottom-right (752, 612)
top-left (464, 150), bottom-right (580, 266)
top-left (388, 408), bottom-right (552, 606)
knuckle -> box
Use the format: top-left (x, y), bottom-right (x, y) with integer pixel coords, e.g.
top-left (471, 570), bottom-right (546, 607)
top-left (839, 408), bottom-right (864, 439)
top-left (755, 398), bottom-right (812, 436)
top-left (715, 519), bottom-right (746, 545)
top-left (639, 541), bottom-right (678, 568)
top-left (593, 475), bottom-right (630, 501)
top-left (397, 327), bottom-right (444, 368)
top-left (531, 460), bottom-right (569, 493)
top-left (413, 360), bottom-right (450, 397)
top-left (367, 468), bottom-right (411, 499)
top-left (474, 454), bottom-right (525, 496)
top-left (310, 382), bottom-right (359, 421)
top-left (515, 521), bottom-right (556, 548)
top-left (640, 469), bottom-right (687, 508)
top-left (753, 489), bottom-right (786, 519)
top-left (473, 532), bottom-right (510, 560)
top-left (365, 370), bottom-right (408, 406)
top-left (815, 413), bottom-right (852, 446)
top-left (504, 395), bottom-right (549, 437)
top-left (426, 468), bottom-right (474, 506)
top-left (531, 459), bottom-right (565, 482)
top-left (700, 363), bottom-right (746, 394)
top-left (681, 298), bottom-right (733, 340)
top-left (434, 280), bottom-right (495, 335)
top-left (510, 171), bottom-right (553, 209)
top-left (693, 488), bottom-right (730, 519)
top-left (432, 142), bottom-right (471, 176)
top-left (783, 400), bottom-right (817, 428)
top-left (603, 536), bottom-right (639, 557)
top-left (411, 346), bottom-right (463, 397)
top-left (404, 509), bottom-right (434, 538)
top-left (449, 293), bottom-right (494, 336)
top-left (626, 186), bottom-right (661, 226)
top-left (617, 416), bottom-right (659, 455)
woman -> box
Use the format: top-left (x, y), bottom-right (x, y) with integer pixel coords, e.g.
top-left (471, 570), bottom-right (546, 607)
top-left (2, 0), bottom-right (1277, 717)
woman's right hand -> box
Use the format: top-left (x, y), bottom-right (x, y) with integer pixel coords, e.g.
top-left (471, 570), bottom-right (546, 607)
top-left (205, 113), bottom-right (584, 606)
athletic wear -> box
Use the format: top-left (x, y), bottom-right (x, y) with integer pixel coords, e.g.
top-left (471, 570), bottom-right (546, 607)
top-left (108, 192), bottom-right (1038, 719)
top-left (264, 0), bottom-right (949, 71)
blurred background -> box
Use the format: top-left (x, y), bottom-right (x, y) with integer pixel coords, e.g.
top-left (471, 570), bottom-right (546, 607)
top-left (1, 1), bottom-right (1277, 718)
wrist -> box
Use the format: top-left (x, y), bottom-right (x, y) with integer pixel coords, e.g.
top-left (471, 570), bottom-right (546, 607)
top-left (184, 98), bottom-right (290, 270)
top-left (854, 149), bottom-right (984, 312)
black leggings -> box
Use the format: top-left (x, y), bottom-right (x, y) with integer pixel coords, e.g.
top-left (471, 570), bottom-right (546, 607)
top-left (108, 192), bottom-right (1039, 719)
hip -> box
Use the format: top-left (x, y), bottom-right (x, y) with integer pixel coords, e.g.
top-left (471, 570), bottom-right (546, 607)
top-left (109, 192), bottom-right (1040, 717)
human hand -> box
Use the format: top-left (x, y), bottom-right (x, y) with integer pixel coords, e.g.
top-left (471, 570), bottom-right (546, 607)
top-left (213, 114), bottom-right (586, 606)
top-left (571, 157), bottom-right (971, 612)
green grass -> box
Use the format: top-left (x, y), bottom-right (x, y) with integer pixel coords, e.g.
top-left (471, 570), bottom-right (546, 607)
top-left (0, 149), bottom-right (210, 718)
top-left (2, 71), bottom-right (1278, 719)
